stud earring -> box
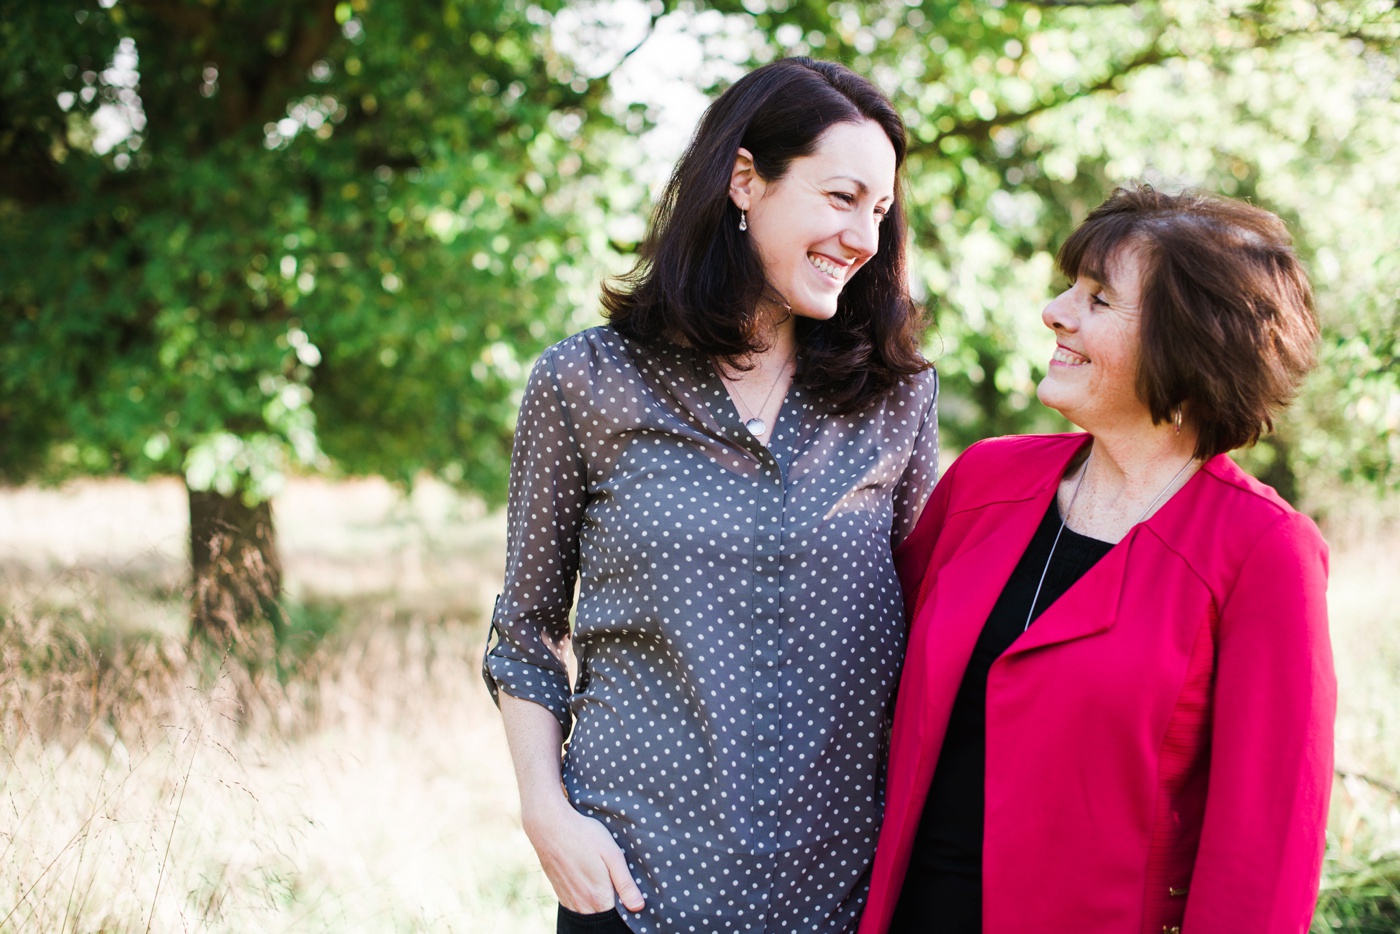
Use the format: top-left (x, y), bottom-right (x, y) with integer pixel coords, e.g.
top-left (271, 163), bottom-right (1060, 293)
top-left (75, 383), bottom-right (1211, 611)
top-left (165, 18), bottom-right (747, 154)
top-left (739, 209), bottom-right (747, 232)
top-left (1171, 404), bottom-right (1183, 434)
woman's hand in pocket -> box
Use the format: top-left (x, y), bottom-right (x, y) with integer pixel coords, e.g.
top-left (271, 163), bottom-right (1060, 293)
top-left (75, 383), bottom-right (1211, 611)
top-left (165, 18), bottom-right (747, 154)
top-left (525, 801), bottom-right (645, 914)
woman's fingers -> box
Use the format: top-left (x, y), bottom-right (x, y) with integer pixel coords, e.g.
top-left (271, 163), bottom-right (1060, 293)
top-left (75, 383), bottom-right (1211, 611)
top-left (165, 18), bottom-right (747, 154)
top-left (547, 850), bottom-right (614, 913)
top-left (602, 842), bottom-right (646, 912)
top-left (536, 810), bottom-right (643, 914)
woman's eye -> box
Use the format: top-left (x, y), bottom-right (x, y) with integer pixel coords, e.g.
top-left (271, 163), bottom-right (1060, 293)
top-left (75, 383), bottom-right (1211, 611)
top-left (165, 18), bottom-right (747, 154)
top-left (1090, 293), bottom-right (1109, 307)
top-left (831, 192), bottom-right (856, 205)
top-left (874, 208), bottom-right (888, 224)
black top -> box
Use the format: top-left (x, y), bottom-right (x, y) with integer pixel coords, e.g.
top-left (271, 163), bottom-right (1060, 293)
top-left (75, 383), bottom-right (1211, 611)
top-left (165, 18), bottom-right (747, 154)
top-left (891, 496), bottom-right (1114, 933)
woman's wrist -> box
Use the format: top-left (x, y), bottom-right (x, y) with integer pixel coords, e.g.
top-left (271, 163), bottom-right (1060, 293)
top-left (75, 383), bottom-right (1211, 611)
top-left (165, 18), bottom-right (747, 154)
top-left (520, 782), bottom-right (576, 840)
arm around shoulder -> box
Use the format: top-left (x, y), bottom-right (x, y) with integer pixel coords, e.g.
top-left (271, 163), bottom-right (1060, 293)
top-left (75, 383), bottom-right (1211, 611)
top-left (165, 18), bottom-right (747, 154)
top-left (891, 366), bottom-right (941, 551)
top-left (893, 437), bottom-right (970, 619)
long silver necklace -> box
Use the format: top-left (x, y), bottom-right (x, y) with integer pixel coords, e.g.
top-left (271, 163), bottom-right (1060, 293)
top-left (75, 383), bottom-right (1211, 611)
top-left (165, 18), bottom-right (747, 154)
top-left (731, 348), bottom-right (796, 437)
top-left (1023, 451), bottom-right (1197, 632)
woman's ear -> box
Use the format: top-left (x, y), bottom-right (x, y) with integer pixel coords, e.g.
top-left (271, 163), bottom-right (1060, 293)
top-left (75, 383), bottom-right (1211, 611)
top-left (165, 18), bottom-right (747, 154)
top-left (729, 147), bottom-right (761, 210)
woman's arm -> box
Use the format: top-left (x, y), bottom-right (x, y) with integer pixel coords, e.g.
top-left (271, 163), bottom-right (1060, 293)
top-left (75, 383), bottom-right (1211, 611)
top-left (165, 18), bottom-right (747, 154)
top-left (481, 346), bottom-right (585, 728)
top-left (482, 342), bottom-right (642, 913)
top-left (499, 693), bottom-right (644, 913)
top-left (1183, 510), bottom-right (1336, 931)
top-left (890, 368), bottom-right (940, 551)
top-left (893, 436), bottom-right (976, 621)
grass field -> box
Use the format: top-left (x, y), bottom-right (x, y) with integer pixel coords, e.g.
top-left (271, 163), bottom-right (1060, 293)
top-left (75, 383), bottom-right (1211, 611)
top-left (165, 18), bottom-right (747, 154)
top-left (2, 477), bottom-right (1398, 932)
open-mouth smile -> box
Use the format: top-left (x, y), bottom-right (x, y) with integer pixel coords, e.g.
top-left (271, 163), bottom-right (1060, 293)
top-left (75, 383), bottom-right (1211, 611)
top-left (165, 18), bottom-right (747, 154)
top-left (808, 253), bottom-right (848, 281)
top-left (1051, 346), bottom-right (1090, 366)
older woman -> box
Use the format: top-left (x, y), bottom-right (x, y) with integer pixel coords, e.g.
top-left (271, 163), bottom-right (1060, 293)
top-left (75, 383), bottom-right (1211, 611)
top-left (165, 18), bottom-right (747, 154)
top-left (483, 58), bottom-right (939, 934)
top-left (860, 184), bottom-right (1335, 934)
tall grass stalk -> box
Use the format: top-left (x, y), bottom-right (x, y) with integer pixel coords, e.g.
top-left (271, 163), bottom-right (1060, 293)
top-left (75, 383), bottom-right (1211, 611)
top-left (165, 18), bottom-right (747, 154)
top-left (0, 604), bottom-right (553, 933)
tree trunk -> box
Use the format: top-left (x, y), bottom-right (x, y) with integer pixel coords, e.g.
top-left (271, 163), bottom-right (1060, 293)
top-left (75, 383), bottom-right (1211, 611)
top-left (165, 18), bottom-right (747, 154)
top-left (188, 486), bottom-right (283, 653)
top-left (1255, 435), bottom-right (1300, 506)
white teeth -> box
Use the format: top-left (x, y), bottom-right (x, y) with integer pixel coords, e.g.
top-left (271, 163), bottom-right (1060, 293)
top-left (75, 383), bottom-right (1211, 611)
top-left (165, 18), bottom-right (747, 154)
top-left (1052, 347), bottom-right (1089, 366)
top-left (808, 254), bottom-right (841, 278)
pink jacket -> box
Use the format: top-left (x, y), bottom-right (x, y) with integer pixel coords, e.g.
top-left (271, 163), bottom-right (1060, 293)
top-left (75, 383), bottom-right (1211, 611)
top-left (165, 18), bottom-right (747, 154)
top-left (860, 434), bottom-right (1335, 934)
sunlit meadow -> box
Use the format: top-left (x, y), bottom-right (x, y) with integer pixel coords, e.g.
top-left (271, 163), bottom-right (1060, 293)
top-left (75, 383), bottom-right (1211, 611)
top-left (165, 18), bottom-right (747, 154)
top-left (2, 478), bottom-right (1397, 932)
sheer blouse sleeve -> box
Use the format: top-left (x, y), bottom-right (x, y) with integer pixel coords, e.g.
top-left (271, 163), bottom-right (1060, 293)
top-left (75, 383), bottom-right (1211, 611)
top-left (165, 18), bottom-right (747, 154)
top-left (891, 367), bottom-right (940, 550)
top-left (481, 344), bottom-right (588, 733)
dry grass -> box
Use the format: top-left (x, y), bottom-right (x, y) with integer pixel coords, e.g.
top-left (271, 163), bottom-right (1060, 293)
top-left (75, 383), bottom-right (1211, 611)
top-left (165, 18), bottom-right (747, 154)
top-left (1, 477), bottom-right (554, 933)
top-left (1315, 527), bottom-right (1400, 931)
top-left (1, 618), bottom-right (556, 932)
top-left (1, 477), bottom-right (1398, 932)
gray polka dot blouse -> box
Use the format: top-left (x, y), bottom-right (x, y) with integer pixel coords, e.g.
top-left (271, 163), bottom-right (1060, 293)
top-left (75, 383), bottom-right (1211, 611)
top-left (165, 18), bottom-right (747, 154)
top-left (482, 326), bottom-right (939, 933)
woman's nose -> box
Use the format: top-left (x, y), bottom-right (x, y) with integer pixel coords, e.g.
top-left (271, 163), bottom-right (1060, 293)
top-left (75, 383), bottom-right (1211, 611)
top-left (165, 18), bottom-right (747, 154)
top-left (841, 212), bottom-right (881, 259)
top-left (1042, 290), bottom-right (1076, 331)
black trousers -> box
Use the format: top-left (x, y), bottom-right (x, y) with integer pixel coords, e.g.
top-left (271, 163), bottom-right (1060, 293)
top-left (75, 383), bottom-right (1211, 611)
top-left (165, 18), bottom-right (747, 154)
top-left (556, 904), bottom-right (633, 934)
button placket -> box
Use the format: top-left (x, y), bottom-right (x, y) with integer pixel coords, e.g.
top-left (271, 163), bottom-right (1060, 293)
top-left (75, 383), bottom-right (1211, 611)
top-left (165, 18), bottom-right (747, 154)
top-left (749, 446), bottom-right (785, 856)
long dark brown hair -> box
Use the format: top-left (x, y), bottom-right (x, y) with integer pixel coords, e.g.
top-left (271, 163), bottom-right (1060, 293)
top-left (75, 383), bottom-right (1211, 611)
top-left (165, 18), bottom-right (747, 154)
top-left (602, 57), bottom-right (928, 414)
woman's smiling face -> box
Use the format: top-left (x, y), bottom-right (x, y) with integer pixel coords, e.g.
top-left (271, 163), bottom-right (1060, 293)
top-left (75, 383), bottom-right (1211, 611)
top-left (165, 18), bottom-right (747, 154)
top-left (1036, 245), bottom-right (1152, 433)
top-left (731, 119), bottom-right (896, 321)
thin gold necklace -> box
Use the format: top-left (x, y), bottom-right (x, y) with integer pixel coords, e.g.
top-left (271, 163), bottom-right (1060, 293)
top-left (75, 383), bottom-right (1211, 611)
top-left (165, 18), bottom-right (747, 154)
top-left (1023, 452), bottom-right (1197, 632)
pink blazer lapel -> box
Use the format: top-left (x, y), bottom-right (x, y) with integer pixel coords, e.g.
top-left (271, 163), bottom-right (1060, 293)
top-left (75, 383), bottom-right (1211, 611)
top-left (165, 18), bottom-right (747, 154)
top-left (1003, 529), bottom-right (1131, 656)
top-left (1004, 455), bottom-right (1219, 658)
top-left (903, 496), bottom-right (1049, 752)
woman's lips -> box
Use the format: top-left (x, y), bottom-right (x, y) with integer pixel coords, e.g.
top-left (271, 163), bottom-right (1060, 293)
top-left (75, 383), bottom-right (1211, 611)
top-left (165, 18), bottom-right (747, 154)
top-left (1051, 346), bottom-right (1089, 366)
top-left (808, 253), bottom-right (847, 280)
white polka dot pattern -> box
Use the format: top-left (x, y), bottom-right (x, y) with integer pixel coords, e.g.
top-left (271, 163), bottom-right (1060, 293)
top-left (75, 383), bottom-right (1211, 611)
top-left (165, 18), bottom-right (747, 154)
top-left (482, 327), bottom-right (939, 933)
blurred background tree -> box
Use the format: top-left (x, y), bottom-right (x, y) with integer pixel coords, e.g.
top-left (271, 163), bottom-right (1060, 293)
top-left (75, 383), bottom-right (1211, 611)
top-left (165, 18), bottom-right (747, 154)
top-left (2, 0), bottom-right (1397, 647)
top-left (1, 0), bottom-right (627, 644)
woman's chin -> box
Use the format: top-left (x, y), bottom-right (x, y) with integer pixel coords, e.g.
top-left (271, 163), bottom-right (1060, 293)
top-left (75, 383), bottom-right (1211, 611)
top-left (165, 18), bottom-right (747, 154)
top-left (788, 300), bottom-right (840, 322)
top-left (1035, 383), bottom-right (1063, 412)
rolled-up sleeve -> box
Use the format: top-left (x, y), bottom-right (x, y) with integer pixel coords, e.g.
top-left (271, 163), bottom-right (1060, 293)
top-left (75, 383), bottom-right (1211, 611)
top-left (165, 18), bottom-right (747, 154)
top-left (481, 345), bottom-right (588, 733)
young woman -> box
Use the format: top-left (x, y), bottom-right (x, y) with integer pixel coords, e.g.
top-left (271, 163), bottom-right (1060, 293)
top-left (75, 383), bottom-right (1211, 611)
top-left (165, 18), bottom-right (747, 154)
top-left (483, 58), bottom-right (939, 933)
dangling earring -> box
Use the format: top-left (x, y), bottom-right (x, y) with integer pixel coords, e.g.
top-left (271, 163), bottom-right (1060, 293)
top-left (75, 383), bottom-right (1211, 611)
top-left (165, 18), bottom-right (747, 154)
top-left (1171, 404), bottom-right (1183, 434)
top-left (739, 209), bottom-right (747, 232)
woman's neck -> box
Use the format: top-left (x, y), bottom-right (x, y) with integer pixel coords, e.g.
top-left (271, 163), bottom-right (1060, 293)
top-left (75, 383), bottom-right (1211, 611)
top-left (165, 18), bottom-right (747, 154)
top-left (1063, 423), bottom-right (1202, 541)
top-left (714, 304), bottom-right (800, 445)
top-left (750, 303), bottom-right (797, 364)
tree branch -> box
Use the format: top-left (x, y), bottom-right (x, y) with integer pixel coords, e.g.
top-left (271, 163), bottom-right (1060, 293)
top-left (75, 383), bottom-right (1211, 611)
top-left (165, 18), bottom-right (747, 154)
top-left (112, 0), bottom-right (217, 33)
top-left (1337, 768), bottom-right (1400, 798)
top-left (120, 0), bottom-right (341, 148)
top-left (1227, 4), bottom-right (1400, 53)
top-left (913, 41), bottom-right (1172, 154)
top-left (592, 0), bottom-right (680, 83)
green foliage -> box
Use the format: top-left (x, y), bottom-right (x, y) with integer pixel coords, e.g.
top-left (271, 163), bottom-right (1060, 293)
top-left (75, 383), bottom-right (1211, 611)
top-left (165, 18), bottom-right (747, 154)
top-left (3, 0), bottom-right (1398, 514)
top-left (1, 0), bottom-right (622, 504)
top-left (273, 597), bottom-right (347, 675)
top-left (1314, 851), bottom-right (1400, 932)
top-left (689, 0), bottom-right (1400, 501)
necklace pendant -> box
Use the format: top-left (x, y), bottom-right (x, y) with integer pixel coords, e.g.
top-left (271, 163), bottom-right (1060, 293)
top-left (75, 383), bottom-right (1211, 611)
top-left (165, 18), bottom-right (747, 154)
top-left (744, 417), bottom-right (767, 436)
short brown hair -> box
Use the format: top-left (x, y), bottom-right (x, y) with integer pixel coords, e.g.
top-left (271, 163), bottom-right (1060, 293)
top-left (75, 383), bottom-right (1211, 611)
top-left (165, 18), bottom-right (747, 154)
top-left (1057, 183), bottom-right (1319, 459)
